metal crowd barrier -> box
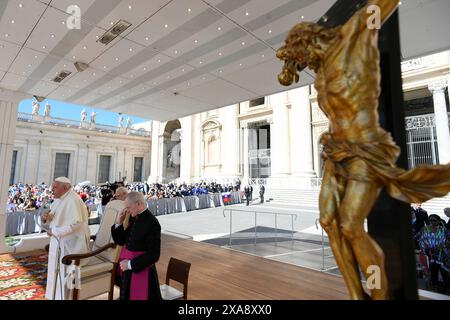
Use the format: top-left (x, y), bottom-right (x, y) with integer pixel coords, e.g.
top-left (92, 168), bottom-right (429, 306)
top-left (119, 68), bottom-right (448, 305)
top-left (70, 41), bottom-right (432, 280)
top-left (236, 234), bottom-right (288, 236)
top-left (222, 208), bottom-right (298, 247)
top-left (5, 192), bottom-right (244, 236)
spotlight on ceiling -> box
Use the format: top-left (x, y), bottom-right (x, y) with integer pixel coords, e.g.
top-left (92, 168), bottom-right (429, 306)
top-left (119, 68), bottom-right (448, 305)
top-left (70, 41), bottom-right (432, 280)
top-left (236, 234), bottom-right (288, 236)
top-left (74, 61), bottom-right (89, 72)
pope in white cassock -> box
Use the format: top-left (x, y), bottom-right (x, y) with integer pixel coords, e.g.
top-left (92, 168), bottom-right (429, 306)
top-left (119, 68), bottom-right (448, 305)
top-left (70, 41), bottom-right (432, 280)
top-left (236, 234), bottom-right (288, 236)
top-left (41, 177), bottom-right (90, 300)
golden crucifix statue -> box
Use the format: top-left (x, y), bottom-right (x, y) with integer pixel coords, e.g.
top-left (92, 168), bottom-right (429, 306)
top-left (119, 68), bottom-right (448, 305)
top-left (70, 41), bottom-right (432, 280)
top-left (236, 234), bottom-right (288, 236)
top-left (277, 0), bottom-right (450, 299)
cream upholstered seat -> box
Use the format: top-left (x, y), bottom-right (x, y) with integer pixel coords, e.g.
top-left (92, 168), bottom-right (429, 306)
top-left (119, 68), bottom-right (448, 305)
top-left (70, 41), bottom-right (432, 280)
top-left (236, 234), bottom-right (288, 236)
top-left (62, 201), bottom-right (124, 300)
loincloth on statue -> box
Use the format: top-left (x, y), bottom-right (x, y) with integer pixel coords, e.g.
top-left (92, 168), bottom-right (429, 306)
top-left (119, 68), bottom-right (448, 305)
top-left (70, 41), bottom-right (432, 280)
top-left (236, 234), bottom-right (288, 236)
top-left (320, 131), bottom-right (450, 204)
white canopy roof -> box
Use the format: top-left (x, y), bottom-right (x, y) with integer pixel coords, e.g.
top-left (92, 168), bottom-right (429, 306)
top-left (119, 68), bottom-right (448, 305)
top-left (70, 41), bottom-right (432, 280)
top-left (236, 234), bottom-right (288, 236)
top-left (0, 0), bottom-right (449, 121)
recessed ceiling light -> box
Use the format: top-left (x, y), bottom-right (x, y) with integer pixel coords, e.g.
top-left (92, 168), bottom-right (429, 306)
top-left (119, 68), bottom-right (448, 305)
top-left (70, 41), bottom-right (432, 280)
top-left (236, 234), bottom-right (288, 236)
top-left (72, 56), bottom-right (76, 59)
top-left (261, 54), bottom-right (265, 58)
top-left (18, 4), bottom-right (23, 8)
top-left (128, 5), bottom-right (132, 9)
top-left (51, 34), bottom-right (55, 38)
top-left (157, 59), bottom-right (161, 63)
top-left (4, 34), bottom-right (9, 37)
top-left (11, 20), bottom-right (15, 24)
top-left (239, 63), bottom-right (242, 66)
top-left (28, 64), bottom-right (32, 67)
top-left (182, 68), bottom-right (185, 72)
top-left (42, 45), bottom-right (46, 49)
top-left (219, 70), bottom-right (223, 73)
top-left (268, 30), bottom-right (272, 34)
top-left (63, 64), bottom-right (67, 67)
top-left (188, 8), bottom-right (191, 12)
top-left (199, 61), bottom-right (202, 64)
top-left (103, 66), bottom-right (107, 69)
top-left (217, 27), bottom-right (221, 31)
top-left (119, 80), bottom-right (123, 84)
top-left (62, 21), bottom-right (65, 25)
top-left (115, 57), bottom-right (119, 61)
top-left (110, 21), bottom-right (114, 25)
top-left (83, 46), bottom-right (87, 50)
top-left (174, 50), bottom-right (178, 54)
top-left (92, 72), bottom-right (96, 76)
top-left (241, 42), bottom-right (245, 46)
top-left (0, 45), bottom-right (5, 49)
top-left (167, 76), bottom-right (170, 79)
top-left (95, 35), bottom-right (99, 39)
top-left (129, 47), bottom-right (133, 52)
top-left (145, 36), bottom-right (149, 41)
top-left (218, 52), bottom-right (222, 56)
top-left (187, 82), bottom-right (190, 86)
top-left (301, 15), bottom-right (304, 19)
top-left (194, 40), bottom-right (198, 44)
top-left (143, 67), bottom-right (147, 71)
top-left (164, 24), bottom-right (168, 28)
top-left (245, 12), bottom-right (249, 16)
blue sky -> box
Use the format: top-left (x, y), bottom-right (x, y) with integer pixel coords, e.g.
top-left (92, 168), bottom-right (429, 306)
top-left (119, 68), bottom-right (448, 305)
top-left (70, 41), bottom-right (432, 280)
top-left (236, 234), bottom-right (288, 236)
top-left (18, 99), bottom-right (150, 126)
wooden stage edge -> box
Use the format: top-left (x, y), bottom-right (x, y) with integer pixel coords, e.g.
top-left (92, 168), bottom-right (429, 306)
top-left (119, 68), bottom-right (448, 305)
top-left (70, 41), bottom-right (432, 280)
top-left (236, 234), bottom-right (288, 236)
top-left (157, 234), bottom-right (349, 300)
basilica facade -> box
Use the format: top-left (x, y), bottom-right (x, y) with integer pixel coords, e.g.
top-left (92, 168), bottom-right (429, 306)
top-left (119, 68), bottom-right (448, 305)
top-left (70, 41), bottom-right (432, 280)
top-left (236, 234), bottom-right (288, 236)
top-left (149, 50), bottom-right (450, 191)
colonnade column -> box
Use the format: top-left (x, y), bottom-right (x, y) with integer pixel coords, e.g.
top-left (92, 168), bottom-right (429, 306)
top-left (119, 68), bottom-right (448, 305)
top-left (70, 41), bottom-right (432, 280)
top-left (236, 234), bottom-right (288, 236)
top-left (0, 90), bottom-right (22, 253)
top-left (289, 86), bottom-right (315, 176)
top-left (221, 104), bottom-right (240, 181)
top-left (429, 80), bottom-right (450, 164)
top-left (270, 92), bottom-right (291, 176)
top-left (180, 117), bottom-right (193, 183)
top-left (242, 125), bottom-right (249, 183)
top-left (148, 121), bottom-right (160, 183)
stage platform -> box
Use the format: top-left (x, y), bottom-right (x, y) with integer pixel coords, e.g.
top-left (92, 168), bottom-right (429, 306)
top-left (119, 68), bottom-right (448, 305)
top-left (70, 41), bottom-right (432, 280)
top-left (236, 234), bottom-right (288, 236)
top-left (155, 234), bottom-right (348, 300)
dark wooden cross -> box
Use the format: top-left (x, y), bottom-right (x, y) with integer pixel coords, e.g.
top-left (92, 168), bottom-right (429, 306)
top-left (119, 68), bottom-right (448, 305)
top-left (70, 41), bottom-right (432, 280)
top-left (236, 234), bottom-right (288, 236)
top-left (313, 0), bottom-right (417, 299)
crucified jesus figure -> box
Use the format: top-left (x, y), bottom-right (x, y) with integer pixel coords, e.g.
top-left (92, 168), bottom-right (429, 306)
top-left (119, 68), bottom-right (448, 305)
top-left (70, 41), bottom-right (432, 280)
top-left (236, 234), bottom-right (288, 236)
top-left (277, 0), bottom-right (450, 299)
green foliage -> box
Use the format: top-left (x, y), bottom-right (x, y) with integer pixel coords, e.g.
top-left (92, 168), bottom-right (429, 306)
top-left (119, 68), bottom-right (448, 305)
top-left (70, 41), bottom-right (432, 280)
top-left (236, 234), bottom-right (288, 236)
top-left (5, 236), bottom-right (19, 246)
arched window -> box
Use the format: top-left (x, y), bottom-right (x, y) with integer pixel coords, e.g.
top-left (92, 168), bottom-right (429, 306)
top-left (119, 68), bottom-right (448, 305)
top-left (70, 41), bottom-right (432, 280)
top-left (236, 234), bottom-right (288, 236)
top-left (207, 135), bottom-right (219, 165)
top-left (201, 120), bottom-right (222, 171)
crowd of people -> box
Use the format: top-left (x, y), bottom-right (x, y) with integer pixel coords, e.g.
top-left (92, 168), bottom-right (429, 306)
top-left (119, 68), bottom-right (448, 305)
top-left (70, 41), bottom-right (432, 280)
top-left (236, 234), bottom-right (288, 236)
top-left (6, 179), bottom-right (243, 213)
top-left (412, 203), bottom-right (450, 294)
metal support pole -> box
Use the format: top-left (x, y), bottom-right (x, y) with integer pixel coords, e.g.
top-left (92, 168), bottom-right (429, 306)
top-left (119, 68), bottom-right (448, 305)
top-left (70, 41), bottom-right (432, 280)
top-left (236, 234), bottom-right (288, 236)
top-left (229, 210), bottom-right (232, 247)
top-left (291, 215), bottom-right (294, 242)
top-left (275, 213), bottom-right (278, 245)
top-left (254, 211), bottom-right (257, 245)
top-left (321, 226), bottom-right (325, 271)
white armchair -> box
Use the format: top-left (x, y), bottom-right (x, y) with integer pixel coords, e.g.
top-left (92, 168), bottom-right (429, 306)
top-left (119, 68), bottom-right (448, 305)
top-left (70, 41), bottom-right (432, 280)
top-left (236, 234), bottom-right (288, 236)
top-left (61, 202), bottom-right (123, 300)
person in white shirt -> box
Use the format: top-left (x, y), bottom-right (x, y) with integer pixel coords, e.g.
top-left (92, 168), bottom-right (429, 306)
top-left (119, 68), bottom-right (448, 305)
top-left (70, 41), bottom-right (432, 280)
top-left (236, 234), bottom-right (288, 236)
top-left (41, 177), bottom-right (90, 300)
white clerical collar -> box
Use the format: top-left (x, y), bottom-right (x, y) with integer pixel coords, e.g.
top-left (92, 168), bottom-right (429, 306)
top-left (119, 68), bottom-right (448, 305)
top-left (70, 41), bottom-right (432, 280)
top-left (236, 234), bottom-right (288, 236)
top-left (137, 207), bottom-right (147, 216)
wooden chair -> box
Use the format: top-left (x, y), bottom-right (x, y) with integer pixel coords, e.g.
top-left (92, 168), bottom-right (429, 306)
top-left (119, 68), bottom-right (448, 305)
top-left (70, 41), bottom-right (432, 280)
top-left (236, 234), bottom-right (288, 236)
top-left (61, 202), bottom-right (124, 300)
top-left (160, 257), bottom-right (191, 300)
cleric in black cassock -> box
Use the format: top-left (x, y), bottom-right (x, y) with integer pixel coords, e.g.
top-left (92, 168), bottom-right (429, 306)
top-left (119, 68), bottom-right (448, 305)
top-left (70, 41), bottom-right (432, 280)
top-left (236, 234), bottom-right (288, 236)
top-left (111, 191), bottom-right (162, 300)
